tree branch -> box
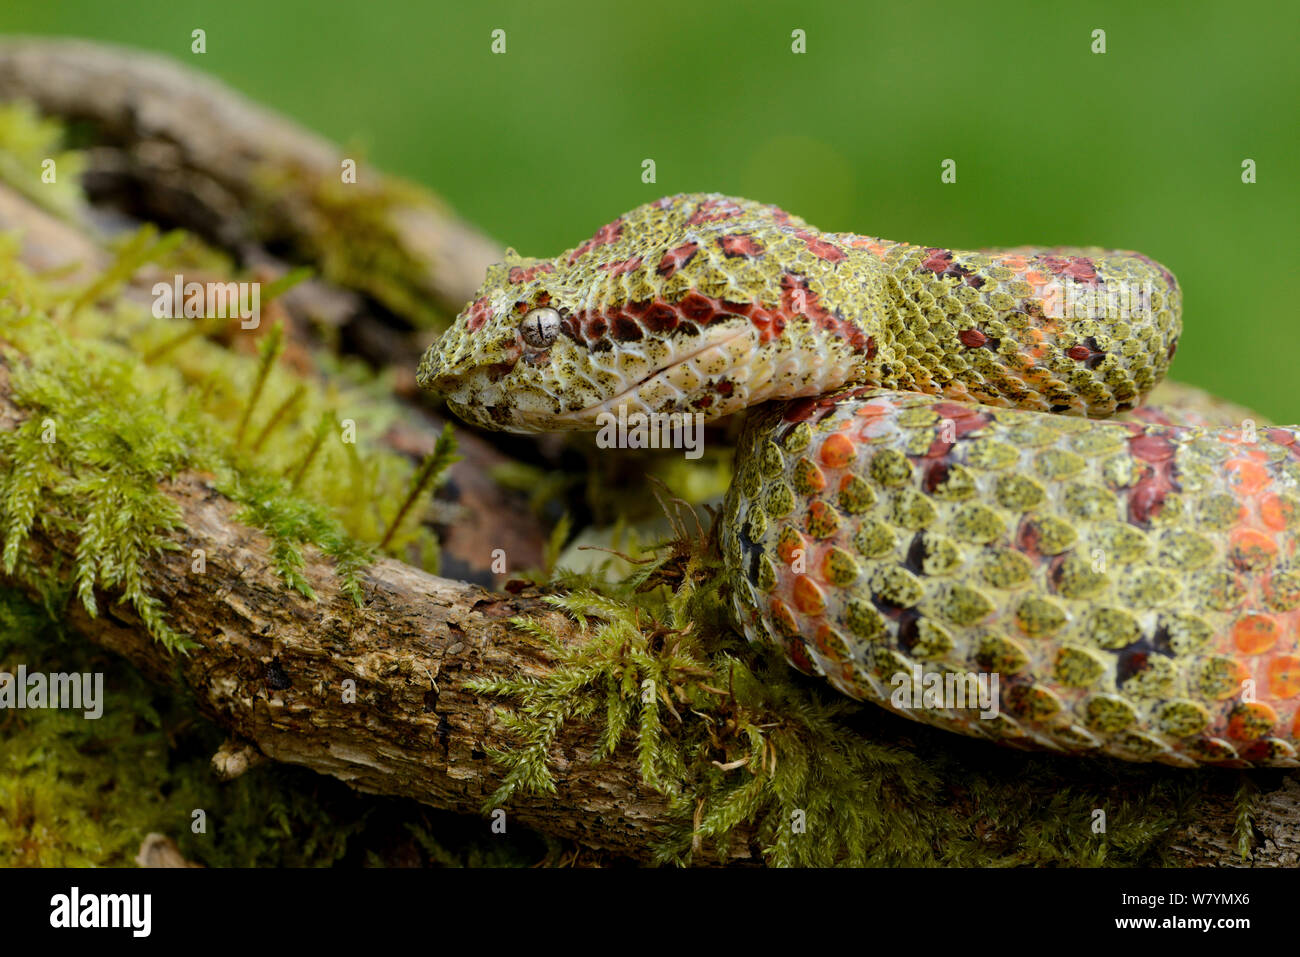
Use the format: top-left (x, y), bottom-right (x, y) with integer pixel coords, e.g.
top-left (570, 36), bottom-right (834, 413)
top-left (0, 36), bottom-right (501, 322)
top-left (2, 38), bottom-right (1297, 869)
top-left (0, 363), bottom-right (745, 863)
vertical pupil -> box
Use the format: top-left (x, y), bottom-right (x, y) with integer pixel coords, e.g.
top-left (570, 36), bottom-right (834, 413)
top-left (525, 312), bottom-right (548, 344)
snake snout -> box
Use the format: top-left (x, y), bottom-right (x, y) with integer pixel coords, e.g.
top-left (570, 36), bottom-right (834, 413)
top-left (416, 329), bottom-right (480, 397)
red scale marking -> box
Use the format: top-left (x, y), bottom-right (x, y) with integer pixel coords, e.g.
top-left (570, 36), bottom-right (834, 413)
top-left (610, 315), bottom-right (643, 341)
top-left (507, 263), bottom-right (555, 284)
top-left (718, 234), bottom-right (766, 258)
top-left (779, 274), bottom-right (874, 355)
top-left (783, 388), bottom-right (871, 426)
top-left (643, 302), bottom-right (679, 333)
top-left (597, 256), bottom-right (644, 276)
top-left (657, 241), bottom-right (700, 277)
top-left (1016, 519), bottom-right (1051, 559)
top-left (921, 249), bottom-right (973, 281)
top-left (567, 217), bottom-right (625, 265)
top-left (1040, 255), bottom-right (1100, 285)
top-left (906, 404), bottom-right (991, 486)
top-left (1126, 430), bottom-right (1179, 525)
top-left (922, 249), bottom-right (954, 273)
top-left (924, 461), bottom-right (954, 494)
top-left (568, 283), bottom-right (877, 358)
top-left (688, 197), bottom-right (745, 224)
top-left (677, 293), bottom-right (715, 322)
top-left (793, 229), bottom-right (847, 263)
top-left (464, 296), bottom-right (492, 332)
top-left (782, 397), bottom-right (822, 423)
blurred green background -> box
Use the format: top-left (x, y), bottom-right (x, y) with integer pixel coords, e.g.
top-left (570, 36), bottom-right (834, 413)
top-left (3, 0), bottom-right (1296, 418)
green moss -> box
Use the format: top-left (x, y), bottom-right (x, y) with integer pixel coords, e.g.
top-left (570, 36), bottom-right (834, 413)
top-left (0, 210), bottom-right (468, 644)
top-left (0, 102), bottom-right (87, 220)
top-left (0, 303), bottom-right (355, 645)
top-left (0, 130), bottom-right (544, 861)
top-left (0, 588), bottom-right (541, 866)
top-left (472, 518), bottom-right (1228, 867)
top-left (0, 108), bottom-right (1253, 869)
top-left (252, 162), bottom-right (450, 329)
top-left (1, 310), bottom-right (195, 649)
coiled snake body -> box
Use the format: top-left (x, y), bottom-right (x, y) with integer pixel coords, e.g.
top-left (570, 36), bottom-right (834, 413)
top-left (419, 194), bottom-right (1300, 768)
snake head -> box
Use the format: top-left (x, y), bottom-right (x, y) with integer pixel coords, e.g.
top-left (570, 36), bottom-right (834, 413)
top-left (417, 195), bottom-right (867, 433)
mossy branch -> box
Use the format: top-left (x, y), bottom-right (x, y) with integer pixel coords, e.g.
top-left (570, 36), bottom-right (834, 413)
top-left (0, 40), bottom-right (1296, 868)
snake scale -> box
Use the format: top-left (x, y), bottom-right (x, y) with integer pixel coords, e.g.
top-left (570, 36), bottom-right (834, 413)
top-left (418, 193), bottom-right (1300, 768)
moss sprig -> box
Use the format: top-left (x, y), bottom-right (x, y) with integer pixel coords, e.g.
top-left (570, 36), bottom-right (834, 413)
top-left (468, 506), bottom-right (1205, 867)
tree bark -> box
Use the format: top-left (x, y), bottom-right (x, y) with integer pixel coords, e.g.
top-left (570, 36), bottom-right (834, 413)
top-left (1, 38), bottom-right (1297, 868)
top-left (0, 173), bottom-right (546, 589)
top-left (1, 353), bottom-right (1297, 865)
top-left (0, 36), bottom-right (502, 322)
top-left (0, 363), bottom-right (742, 863)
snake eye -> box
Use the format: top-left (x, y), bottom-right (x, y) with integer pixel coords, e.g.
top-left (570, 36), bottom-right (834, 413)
top-left (519, 307), bottom-right (562, 348)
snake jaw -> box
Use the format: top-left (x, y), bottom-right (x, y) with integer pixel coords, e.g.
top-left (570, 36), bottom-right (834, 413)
top-left (430, 319), bottom-right (768, 432)
top-left (429, 309), bottom-right (868, 433)
top-left (547, 322), bottom-right (761, 428)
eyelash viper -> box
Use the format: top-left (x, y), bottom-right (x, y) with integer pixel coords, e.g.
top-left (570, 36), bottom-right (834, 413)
top-left (418, 193), bottom-right (1300, 768)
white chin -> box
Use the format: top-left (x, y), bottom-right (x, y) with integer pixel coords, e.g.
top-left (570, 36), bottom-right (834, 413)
top-left (552, 325), bottom-right (762, 427)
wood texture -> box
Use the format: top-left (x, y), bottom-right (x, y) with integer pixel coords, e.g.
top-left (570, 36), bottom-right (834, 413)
top-left (1, 39), bottom-right (1296, 868)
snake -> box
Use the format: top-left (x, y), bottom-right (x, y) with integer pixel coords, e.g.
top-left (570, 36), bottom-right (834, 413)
top-left (418, 193), bottom-right (1300, 768)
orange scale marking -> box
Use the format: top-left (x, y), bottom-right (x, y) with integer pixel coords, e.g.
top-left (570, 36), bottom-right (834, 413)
top-left (775, 533), bottom-right (805, 566)
top-left (853, 401), bottom-right (892, 419)
top-left (792, 575), bottom-right (827, 616)
top-left (1267, 655), bottom-right (1300, 699)
top-left (1226, 459), bottom-right (1271, 495)
top-left (1228, 702), bottom-right (1278, 741)
top-left (1268, 488), bottom-right (1300, 527)
top-left (813, 624), bottom-right (848, 663)
top-left (820, 433), bottom-right (857, 469)
top-left (1230, 527), bottom-right (1278, 567)
top-left (1233, 614), bottom-right (1281, 655)
top-left (769, 597), bottom-right (800, 635)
